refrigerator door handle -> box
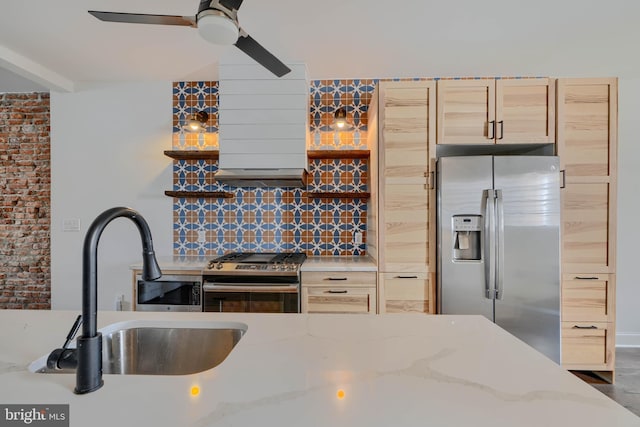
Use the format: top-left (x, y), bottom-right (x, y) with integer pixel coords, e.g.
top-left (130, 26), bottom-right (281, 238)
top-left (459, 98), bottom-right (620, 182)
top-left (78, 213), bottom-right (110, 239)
top-left (483, 189), bottom-right (496, 300)
top-left (495, 190), bottom-right (505, 300)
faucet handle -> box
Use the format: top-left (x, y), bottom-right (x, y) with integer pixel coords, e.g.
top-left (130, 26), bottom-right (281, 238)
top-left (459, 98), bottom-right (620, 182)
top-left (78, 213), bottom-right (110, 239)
top-left (63, 315), bottom-right (83, 349)
top-left (47, 314), bottom-right (82, 370)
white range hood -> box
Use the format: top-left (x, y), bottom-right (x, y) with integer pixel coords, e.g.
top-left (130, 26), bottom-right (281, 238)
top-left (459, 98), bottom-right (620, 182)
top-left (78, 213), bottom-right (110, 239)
top-left (216, 61), bottom-right (309, 188)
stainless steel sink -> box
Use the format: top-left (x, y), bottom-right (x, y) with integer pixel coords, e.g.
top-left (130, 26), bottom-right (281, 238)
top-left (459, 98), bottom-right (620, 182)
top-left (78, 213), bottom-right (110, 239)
top-left (31, 321), bottom-right (246, 375)
top-left (103, 326), bottom-right (243, 375)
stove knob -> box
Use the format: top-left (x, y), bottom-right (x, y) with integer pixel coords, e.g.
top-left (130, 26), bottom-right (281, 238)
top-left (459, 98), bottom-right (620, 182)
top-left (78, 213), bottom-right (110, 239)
top-left (216, 262), bottom-right (223, 270)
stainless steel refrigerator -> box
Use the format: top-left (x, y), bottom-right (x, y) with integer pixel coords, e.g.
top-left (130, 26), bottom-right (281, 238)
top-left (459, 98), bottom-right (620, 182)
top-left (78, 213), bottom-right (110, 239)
top-left (437, 156), bottom-right (561, 363)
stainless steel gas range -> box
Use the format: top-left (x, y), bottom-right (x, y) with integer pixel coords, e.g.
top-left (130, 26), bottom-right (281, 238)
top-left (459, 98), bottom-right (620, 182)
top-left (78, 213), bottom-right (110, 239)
top-left (202, 252), bottom-right (307, 313)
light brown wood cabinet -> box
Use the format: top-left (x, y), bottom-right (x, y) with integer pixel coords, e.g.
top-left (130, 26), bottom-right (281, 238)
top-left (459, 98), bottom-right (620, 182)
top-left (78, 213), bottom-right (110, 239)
top-left (557, 78), bottom-right (618, 379)
top-left (301, 271), bottom-right (376, 314)
top-left (561, 322), bottom-right (615, 371)
top-left (561, 183), bottom-right (613, 272)
top-left (378, 273), bottom-right (434, 314)
top-left (562, 274), bottom-right (615, 323)
top-left (437, 78), bottom-right (555, 145)
top-left (369, 80), bottom-right (437, 314)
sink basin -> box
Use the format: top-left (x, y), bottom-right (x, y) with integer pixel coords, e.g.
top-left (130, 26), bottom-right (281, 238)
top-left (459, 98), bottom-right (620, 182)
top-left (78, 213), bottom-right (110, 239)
top-left (30, 320), bottom-right (246, 375)
top-left (103, 326), bottom-right (244, 375)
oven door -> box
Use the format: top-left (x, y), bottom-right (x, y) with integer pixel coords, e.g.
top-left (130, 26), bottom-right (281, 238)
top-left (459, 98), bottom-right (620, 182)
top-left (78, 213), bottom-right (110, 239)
top-left (136, 274), bottom-right (202, 312)
top-left (202, 276), bottom-right (299, 313)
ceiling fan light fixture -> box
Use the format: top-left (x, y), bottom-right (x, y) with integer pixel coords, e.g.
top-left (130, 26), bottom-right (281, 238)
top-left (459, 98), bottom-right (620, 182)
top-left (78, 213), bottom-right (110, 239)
top-left (197, 9), bottom-right (239, 45)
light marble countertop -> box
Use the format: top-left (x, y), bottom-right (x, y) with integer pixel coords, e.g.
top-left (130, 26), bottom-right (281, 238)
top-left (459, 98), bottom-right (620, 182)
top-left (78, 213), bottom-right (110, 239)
top-left (301, 255), bottom-right (377, 272)
top-left (0, 310), bottom-right (637, 427)
top-left (131, 255), bottom-right (377, 272)
top-left (130, 256), bottom-right (209, 271)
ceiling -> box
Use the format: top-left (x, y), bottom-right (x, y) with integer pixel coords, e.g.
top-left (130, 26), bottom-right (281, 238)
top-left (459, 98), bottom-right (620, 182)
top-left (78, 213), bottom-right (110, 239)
top-left (1, 0), bottom-right (639, 91)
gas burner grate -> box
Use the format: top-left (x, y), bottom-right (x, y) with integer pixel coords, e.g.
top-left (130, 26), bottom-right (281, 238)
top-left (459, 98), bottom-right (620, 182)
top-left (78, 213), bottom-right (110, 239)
top-left (208, 252), bottom-right (306, 268)
top-left (210, 253), bottom-right (252, 263)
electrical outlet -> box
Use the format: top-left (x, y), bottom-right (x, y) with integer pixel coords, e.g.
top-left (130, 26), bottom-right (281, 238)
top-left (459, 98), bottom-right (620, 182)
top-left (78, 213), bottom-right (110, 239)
top-left (354, 232), bottom-right (363, 244)
top-left (62, 218), bottom-right (81, 232)
top-left (114, 294), bottom-right (124, 311)
top-left (197, 230), bottom-right (207, 243)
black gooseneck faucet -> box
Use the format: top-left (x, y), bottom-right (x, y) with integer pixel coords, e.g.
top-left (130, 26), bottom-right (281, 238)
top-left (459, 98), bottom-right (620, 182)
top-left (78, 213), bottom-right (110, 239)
top-left (48, 207), bottom-right (162, 394)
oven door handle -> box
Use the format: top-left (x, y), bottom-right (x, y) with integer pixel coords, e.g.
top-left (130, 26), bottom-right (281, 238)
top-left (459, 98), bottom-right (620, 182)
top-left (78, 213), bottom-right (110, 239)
top-left (203, 283), bottom-right (298, 292)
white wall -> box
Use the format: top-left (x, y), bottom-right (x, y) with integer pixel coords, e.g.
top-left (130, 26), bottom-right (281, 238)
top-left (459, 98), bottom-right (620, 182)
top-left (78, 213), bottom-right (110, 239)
top-left (614, 78), bottom-right (640, 346)
top-left (50, 82), bottom-right (173, 311)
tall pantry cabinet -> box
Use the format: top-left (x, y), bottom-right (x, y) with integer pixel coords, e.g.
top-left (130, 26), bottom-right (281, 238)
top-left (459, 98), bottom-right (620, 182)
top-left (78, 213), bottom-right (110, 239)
top-left (368, 81), bottom-right (437, 314)
top-left (557, 78), bottom-right (618, 381)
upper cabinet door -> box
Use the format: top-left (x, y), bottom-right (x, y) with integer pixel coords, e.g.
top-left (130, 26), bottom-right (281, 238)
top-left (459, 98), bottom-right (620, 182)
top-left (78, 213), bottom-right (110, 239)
top-left (437, 78), bottom-right (555, 145)
top-left (380, 83), bottom-right (432, 184)
top-left (497, 78), bottom-right (555, 144)
top-left (437, 79), bottom-right (496, 144)
top-left (557, 78), bottom-right (618, 181)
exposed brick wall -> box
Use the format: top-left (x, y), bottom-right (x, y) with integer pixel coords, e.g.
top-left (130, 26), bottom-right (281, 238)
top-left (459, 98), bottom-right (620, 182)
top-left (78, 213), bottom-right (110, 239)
top-left (0, 92), bottom-right (51, 309)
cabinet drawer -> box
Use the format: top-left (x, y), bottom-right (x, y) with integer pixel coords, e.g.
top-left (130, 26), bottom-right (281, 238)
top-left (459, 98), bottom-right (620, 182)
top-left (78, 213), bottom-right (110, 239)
top-left (562, 274), bottom-right (614, 322)
top-left (302, 287), bottom-right (376, 314)
top-left (302, 271), bottom-right (376, 287)
top-left (562, 322), bottom-right (614, 370)
top-left (379, 273), bottom-right (432, 314)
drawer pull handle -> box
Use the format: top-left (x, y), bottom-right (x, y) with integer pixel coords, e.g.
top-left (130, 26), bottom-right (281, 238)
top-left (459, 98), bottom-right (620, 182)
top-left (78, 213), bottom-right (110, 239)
top-left (574, 276), bottom-right (599, 280)
top-left (572, 325), bottom-right (598, 330)
top-left (395, 275), bottom-right (418, 279)
top-left (326, 277), bottom-right (348, 281)
top-left (326, 290), bottom-right (348, 294)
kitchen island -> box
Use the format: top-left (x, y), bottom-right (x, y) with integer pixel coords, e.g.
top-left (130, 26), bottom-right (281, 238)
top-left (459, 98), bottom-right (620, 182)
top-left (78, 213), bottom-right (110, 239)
top-left (0, 310), bottom-right (638, 426)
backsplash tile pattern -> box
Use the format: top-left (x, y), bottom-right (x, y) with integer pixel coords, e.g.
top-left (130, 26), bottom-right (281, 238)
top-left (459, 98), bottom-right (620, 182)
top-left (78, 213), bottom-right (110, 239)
top-left (172, 81), bottom-right (219, 150)
top-left (308, 79), bottom-right (377, 150)
top-left (171, 79), bottom-right (370, 257)
top-left (171, 165), bottom-right (367, 256)
top-left (307, 158), bottom-right (368, 192)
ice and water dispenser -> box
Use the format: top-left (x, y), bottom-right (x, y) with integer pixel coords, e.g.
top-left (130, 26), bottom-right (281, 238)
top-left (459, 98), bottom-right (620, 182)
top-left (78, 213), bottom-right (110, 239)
top-left (452, 215), bottom-right (482, 261)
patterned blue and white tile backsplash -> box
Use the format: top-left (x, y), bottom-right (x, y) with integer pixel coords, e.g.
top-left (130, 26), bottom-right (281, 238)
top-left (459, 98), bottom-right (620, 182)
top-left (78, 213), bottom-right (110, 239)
top-left (171, 80), bottom-right (372, 257)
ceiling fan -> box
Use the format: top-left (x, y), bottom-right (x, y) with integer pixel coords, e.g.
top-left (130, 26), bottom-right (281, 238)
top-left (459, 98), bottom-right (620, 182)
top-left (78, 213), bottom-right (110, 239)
top-left (88, 0), bottom-right (291, 77)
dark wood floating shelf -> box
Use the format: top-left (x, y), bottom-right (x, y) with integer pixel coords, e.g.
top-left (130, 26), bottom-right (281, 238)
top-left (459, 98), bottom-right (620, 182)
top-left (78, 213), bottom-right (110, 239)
top-left (163, 150), bottom-right (219, 160)
top-left (304, 192), bottom-right (371, 199)
top-left (164, 191), bottom-right (233, 198)
top-left (307, 150), bottom-right (370, 159)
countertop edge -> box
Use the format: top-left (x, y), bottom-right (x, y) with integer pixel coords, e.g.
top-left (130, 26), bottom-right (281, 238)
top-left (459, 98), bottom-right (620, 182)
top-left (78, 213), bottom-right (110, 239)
top-left (130, 255), bottom-right (378, 272)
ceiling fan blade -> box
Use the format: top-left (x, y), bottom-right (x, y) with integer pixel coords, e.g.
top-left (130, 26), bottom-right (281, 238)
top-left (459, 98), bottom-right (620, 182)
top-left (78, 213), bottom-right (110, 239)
top-left (218, 0), bottom-right (244, 11)
top-left (234, 30), bottom-right (291, 77)
top-left (88, 11), bottom-right (196, 27)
